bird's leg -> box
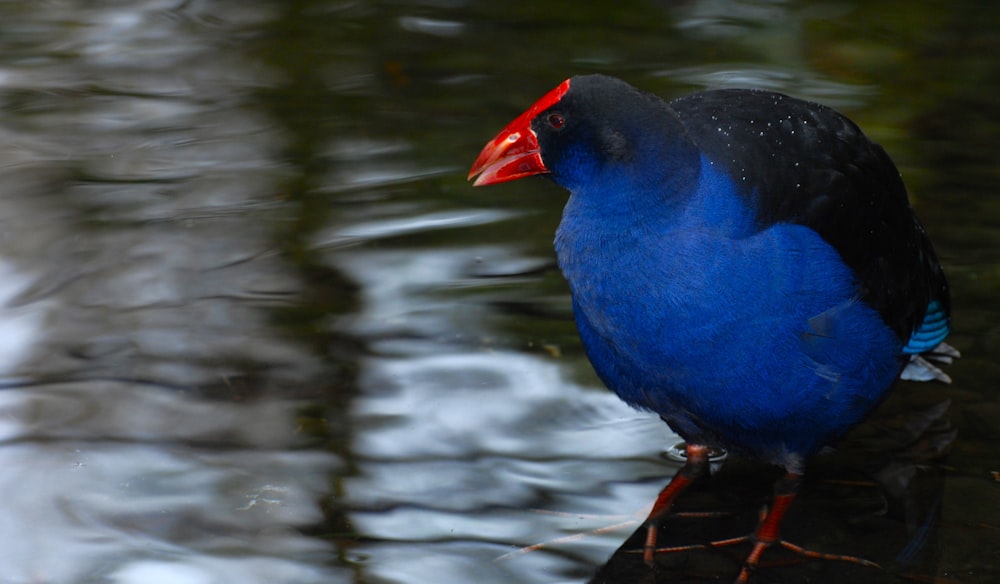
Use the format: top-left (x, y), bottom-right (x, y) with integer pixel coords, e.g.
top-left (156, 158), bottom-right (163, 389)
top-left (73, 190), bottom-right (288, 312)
top-left (732, 472), bottom-right (801, 582)
top-left (729, 471), bottom-right (879, 584)
top-left (646, 469), bottom-right (882, 580)
top-left (643, 443), bottom-right (710, 565)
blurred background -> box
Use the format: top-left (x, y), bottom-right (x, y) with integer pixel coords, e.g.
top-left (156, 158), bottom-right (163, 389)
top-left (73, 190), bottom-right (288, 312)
top-left (0, 0), bottom-right (996, 583)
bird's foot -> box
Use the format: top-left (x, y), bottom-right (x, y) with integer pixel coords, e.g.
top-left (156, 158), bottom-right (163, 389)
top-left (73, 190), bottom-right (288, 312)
top-left (494, 510), bottom-right (640, 561)
top-left (646, 477), bottom-right (880, 582)
top-left (647, 532), bottom-right (879, 583)
top-left (641, 509), bottom-right (735, 565)
top-left (735, 535), bottom-right (880, 583)
top-left (641, 444), bottom-right (713, 565)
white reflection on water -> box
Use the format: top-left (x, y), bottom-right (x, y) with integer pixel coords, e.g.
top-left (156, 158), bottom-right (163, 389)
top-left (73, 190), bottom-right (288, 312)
top-left (331, 240), bottom-right (678, 583)
top-left (0, 2), bottom-right (344, 583)
top-left (0, 260), bottom-right (45, 373)
top-left (0, 261), bottom-right (341, 582)
top-left (317, 208), bottom-right (518, 246)
top-left (0, 426), bottom-right (336, 583)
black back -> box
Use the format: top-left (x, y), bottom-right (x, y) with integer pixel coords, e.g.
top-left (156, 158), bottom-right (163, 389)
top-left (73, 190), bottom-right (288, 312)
top-left (668, 89), bottom-right (948, 340)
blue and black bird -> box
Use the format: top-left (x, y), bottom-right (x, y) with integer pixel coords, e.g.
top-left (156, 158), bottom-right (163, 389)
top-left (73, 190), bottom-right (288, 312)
top-left (468, 75), bottom-right (956, 582)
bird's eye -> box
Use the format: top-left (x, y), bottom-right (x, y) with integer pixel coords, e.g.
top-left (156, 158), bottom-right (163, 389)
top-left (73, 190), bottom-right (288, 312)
top-left (548, 113), bottom-right (565, 129)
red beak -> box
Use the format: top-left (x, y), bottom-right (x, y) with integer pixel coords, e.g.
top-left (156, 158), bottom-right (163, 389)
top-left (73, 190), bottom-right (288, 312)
top-left (468, 79), bottom-right (571, 186)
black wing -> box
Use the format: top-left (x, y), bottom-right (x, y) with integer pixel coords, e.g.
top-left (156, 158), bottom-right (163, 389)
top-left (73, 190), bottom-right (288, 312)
top-left (668, 88), bottom-right (949, 341)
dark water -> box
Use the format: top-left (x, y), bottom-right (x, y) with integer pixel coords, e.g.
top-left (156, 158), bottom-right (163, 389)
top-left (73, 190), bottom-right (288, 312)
top-left (0, 1), bottom-right (997, 583)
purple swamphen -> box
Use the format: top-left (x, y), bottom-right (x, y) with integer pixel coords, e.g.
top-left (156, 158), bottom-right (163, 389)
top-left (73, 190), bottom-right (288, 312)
top-left (468, 75), bottom-right (956, 582)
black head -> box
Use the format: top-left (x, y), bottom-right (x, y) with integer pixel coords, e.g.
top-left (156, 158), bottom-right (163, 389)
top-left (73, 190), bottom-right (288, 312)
top-left (470, 74), bottom-right (699, 197)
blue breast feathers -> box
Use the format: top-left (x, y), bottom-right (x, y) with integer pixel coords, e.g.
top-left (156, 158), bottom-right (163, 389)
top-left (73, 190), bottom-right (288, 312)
top-left (555, 157), bottom-right (906, 466)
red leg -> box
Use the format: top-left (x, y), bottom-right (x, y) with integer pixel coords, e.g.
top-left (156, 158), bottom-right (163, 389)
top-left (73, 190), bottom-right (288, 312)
top-left (733, 472), bottom-right (801, 583)
top-left (731, 472), bottom-right (879, 583)
top-left (643, 443), bottom-right (709, 565)
top-left (646, 469), bottom-right (880, 582)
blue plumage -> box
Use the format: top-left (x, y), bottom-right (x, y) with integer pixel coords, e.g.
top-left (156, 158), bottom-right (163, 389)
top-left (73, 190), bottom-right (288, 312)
top-left (469, 74), bottom-right (954, 581)
top-left (903, 299), bottom-right (950, 354)
top-left (556, 154), bottom-right (903, 469)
